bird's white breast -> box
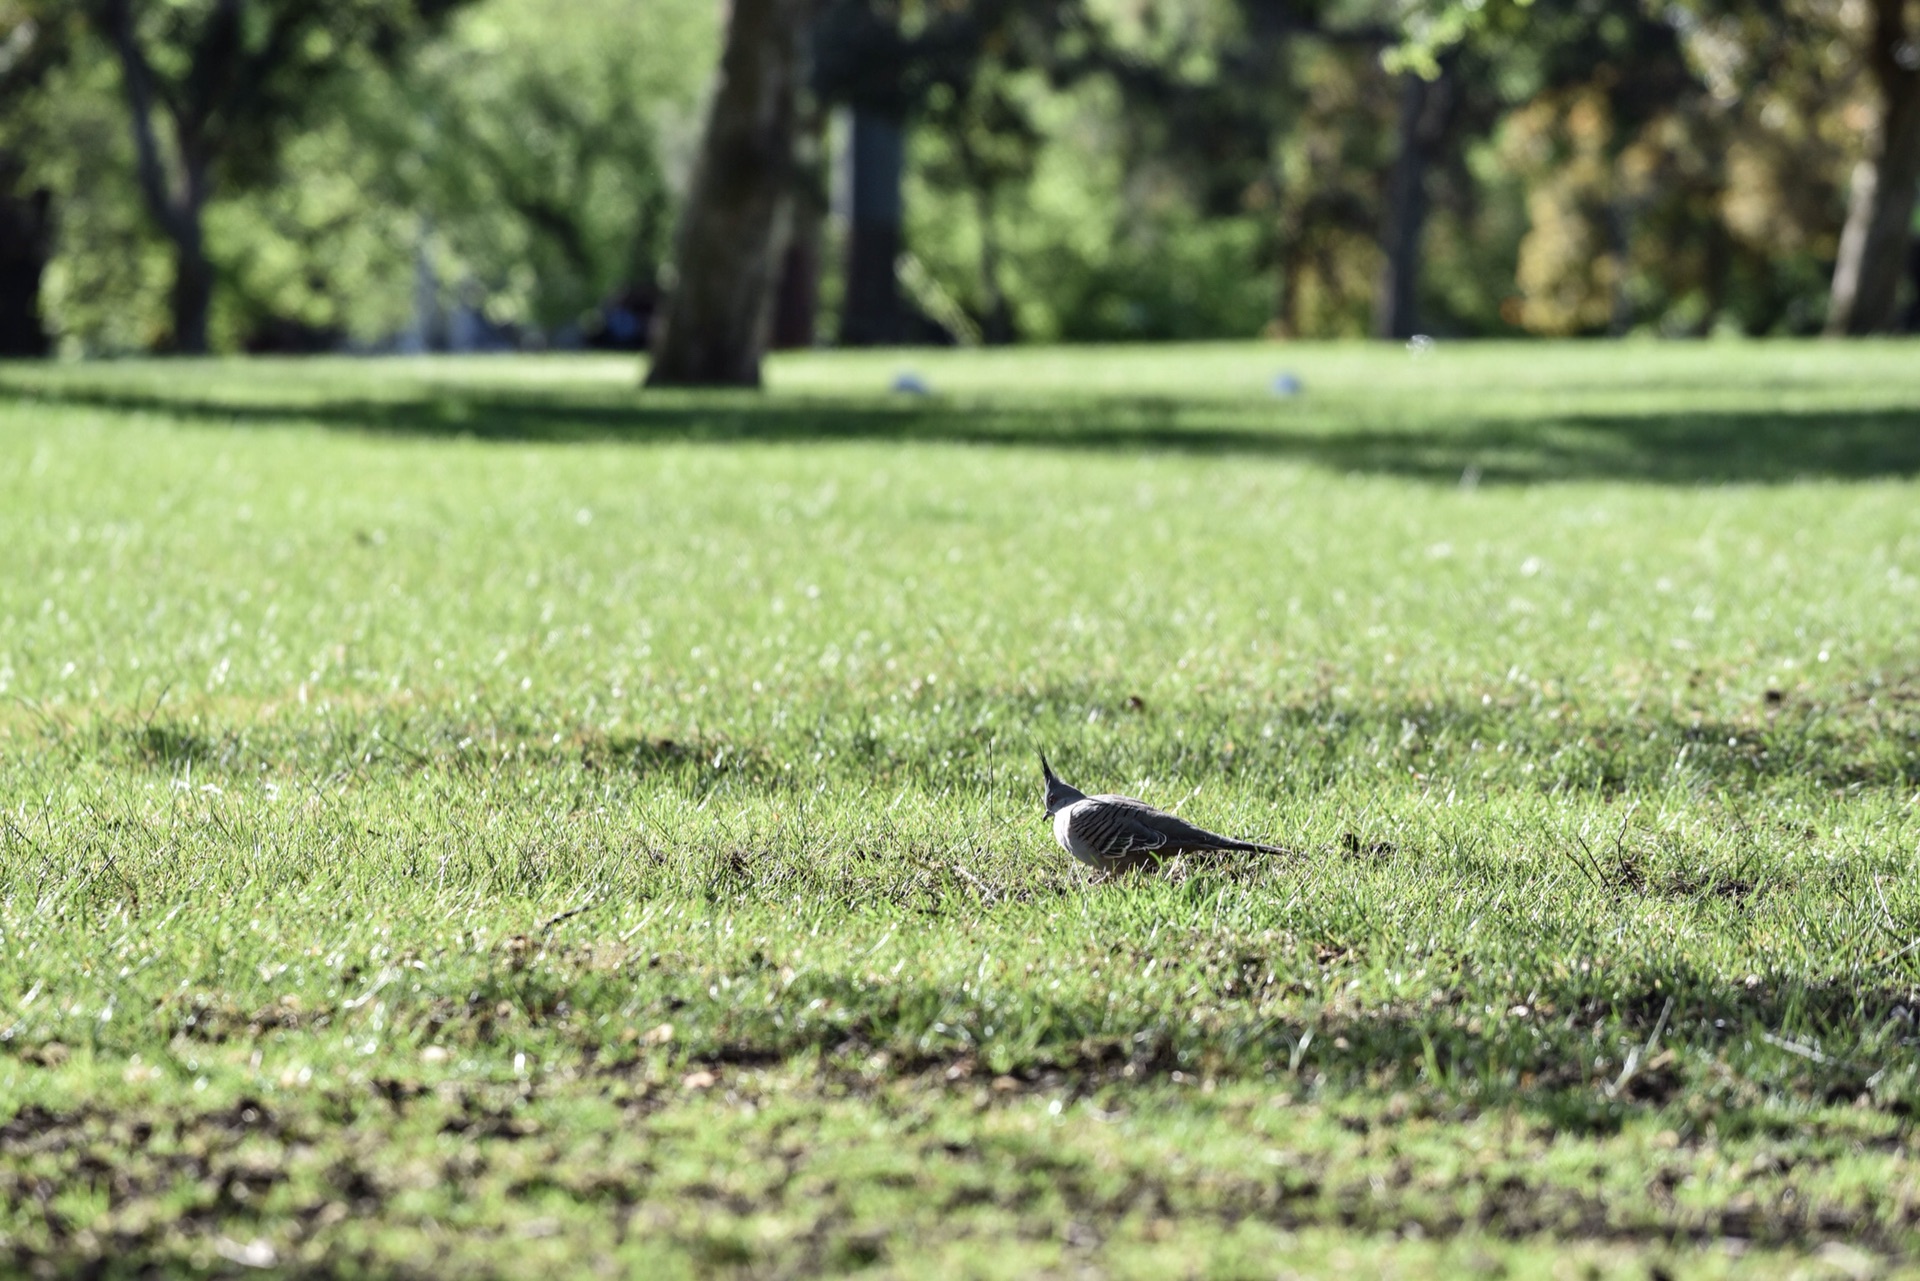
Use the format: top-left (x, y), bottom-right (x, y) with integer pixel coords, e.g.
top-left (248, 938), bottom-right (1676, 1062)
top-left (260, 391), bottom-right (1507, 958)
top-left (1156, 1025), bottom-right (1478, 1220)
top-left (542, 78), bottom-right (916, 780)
top-left (1052, 800), bottom-right (1103, 867)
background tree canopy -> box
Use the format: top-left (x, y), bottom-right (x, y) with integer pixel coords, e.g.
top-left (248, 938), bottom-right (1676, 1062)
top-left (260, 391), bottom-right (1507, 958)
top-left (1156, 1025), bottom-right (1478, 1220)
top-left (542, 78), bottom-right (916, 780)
top-left (0, 0), bottom-right (1912, 356)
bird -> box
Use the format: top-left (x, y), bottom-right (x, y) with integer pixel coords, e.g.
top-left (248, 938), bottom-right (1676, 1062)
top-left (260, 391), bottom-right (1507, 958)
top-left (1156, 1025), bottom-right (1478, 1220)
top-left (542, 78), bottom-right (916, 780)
top-left (1039, 753), bottom-right (1286, 874)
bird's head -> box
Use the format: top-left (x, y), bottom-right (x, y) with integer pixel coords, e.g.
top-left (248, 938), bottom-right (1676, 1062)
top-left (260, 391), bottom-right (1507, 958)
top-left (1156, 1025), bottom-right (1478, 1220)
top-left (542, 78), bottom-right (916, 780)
top-left (1039, 752), bottom-right (1084, 818)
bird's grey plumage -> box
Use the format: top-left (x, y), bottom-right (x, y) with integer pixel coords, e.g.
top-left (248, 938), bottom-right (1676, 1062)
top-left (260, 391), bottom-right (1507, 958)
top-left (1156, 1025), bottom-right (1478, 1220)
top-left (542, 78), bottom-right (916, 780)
top-left (1039, 753), bottom-right (1285, 874)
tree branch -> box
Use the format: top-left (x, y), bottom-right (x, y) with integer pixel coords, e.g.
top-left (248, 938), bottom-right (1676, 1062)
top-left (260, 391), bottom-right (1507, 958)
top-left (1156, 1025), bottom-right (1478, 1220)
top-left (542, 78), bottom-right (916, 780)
top-left (179, 0), bottom-right (243, 141)
top-left (227, 0), bottom-right (328, 128)
top-left (98, 0), bottom-right (188, 244)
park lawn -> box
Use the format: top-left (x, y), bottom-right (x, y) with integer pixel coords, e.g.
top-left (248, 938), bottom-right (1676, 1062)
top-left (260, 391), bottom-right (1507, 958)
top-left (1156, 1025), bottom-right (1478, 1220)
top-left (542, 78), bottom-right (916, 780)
top-left (1, 340), bottom-right (1918, 1277)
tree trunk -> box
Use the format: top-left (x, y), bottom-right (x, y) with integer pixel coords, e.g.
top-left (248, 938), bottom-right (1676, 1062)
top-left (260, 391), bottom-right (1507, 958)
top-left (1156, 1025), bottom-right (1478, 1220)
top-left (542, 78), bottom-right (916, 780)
top-left (1906, 234), bottom-right (1920, 330)
top-left (0, 154), bottom-right (52, 357)
top-left (771, 204), bottom-right (821, 349)
top-left (1270, 219), bottom-right (1307, 340)
top-left (839, 108), bottom-right (905, 346)
top-left (1606, 198), bottom-right (1635, 337)
top-left (168, 184), bottom-right (214, 355)
top-left (771, 100), bottom-right (826, 350)
top-left (103, 0), bottom-right (217, 354)
top-left (1373, 64), bottom-right (1454, 340)
top-left (1826, 0), bottom-right (1920, 335)
top-left (1700, 214), bottom-right (1731, 336)
top-left (647, 0), bottom-right (812, 387)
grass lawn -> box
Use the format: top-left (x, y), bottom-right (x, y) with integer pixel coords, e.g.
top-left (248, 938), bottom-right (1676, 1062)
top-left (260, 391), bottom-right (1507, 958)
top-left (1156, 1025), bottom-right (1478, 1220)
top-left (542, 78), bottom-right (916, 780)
top-left (2, 340), bottom-right (1919, 1277)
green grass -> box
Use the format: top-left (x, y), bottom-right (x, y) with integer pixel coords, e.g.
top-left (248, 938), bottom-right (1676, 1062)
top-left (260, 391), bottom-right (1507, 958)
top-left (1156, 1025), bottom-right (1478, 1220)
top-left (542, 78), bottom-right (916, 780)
top-left (2, 341), bottom-right (1919, 1277)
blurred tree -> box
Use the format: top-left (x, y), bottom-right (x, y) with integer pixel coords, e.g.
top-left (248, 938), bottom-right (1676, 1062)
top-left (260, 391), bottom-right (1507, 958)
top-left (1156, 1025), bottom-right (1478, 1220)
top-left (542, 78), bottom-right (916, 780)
top-left (1825, 0), bottom-right (1920, 333)
top-left (361, 0), bottom-right (716, 341)
top-left (846, 112), bottom-right (908, 344)
top-left (0, 151), bottom-right (52, 355)
top-left (205, 120), bottom-right (414, 350)
top-left (906, 0), bottom-right (1323, 341)
top-left (1388, 0), bottom-right (1529, 76)
top-left (1093, 1), bottom-right (1401, 338)
top-left (816, 3), bottom-right (912, 345)
top-left (13, 40), bottom-right (176, 353)
top-left (2, 0), bottom-right (1898, 354)
top-left (0, 1), bottom-right (69, 355)
top-left (1374, 55), bottom-right (1456, 337)
top-left (76, 0), bottom-right (465, 353)
top-left (814, 0), bottom-right (1095, 346)
top-left (917, 66), bottom-right (1045, 343)
top-left (1192, 0), bottom-right (1456, 338)
top-left (769, 90), bottom-right (828, 350)
top-left (10, 0), bottom-right (712, 353)
top-left (1247, 23), bottom-right (1391, 337)
top-left (1669, 0), bottom-right (1859, 333)
top-left (1445, 0), bottom-right (1705, 334)
top-left (648, 0), bottom-right (813, 386)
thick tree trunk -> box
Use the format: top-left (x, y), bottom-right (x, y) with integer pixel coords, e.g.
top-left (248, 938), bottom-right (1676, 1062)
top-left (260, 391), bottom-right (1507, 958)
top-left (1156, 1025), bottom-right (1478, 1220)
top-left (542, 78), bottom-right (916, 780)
top-left (647, 0), bottom-right (811, 386)
top-left (1373, 64), bottom-right (1454, 340)
top-left (105, 0), bottom-right (217, 354)
top-left (1826, 0), bottom-right (1920, 335)
top-left (771, 101), bottom-right (826, 350)
top-left (839, 108), bottom-right (906, 346)
top-left (0, 155), bottom-right (52, 357)
top-left (169, 219), bottom-right (215, 355)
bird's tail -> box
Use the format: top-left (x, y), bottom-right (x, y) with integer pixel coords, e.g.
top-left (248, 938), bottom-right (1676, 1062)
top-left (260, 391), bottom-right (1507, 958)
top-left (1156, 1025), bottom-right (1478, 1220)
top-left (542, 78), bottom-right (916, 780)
top-left (1205, 834), bottom-right (1291, 856)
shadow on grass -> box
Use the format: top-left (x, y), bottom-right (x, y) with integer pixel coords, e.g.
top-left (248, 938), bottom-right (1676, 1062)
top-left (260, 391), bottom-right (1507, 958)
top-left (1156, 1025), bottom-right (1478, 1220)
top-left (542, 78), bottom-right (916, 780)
top-left (49, 682), bottom-right (1919, 795)
top-left (9, 380), bottom-right (1920, 484)
top-left (8, 955), bottom-right (1918, 1263)
top-left (121, 923), bottom-right (1920, 1147)
top-left (448, 953), bottom-right (1920, 1154)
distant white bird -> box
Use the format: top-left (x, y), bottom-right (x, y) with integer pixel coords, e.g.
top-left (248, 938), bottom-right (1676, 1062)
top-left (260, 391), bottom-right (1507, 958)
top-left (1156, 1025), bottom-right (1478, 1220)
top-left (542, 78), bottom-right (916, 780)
top-left (1039, 753), bottom-right (1286, 874)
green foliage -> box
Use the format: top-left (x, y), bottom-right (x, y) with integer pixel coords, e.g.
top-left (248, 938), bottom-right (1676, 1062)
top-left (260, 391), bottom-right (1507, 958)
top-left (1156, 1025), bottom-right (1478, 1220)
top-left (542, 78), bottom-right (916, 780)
top-left (910, 76), bottom-right (1276, 342)
top-left (208, 0), bottom-right (718, 346)
top-left (11, 39), bottom-right (413, 352)
top-left (8, 0), bottom-right (715, 352)
top-left (9, 39), bottom-right (173, 354)
top-left (894, 0), bottom-right (1869, 342)
top-left (0, 0), bottom-right (1892, 349)
top-left (3, 343), bottom-right (1920, 1270)
top-left (79, 0), bottom-right (462, 180)
top-left (1387, 0), bottom-right (1538, 78)
top-left (358, 0), bottom-right (718, 334)
top-left (201, 113), bottom-right (421, 346)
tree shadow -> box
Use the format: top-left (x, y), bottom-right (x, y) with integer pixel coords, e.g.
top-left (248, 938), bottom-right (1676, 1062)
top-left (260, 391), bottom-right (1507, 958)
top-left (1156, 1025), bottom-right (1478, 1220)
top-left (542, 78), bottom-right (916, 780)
top-left (50, 682), bottom-right (1920, 796)
top-left (578, 954), bottom-right (1920, 1163)
top-left (7, 377), bottom-right (1920, 484)
top-left (8, 956), bottom-right (1917, 1258)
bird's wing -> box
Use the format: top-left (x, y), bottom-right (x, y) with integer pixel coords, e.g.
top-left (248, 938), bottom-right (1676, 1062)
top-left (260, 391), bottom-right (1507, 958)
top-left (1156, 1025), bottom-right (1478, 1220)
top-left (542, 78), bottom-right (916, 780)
top-left (1074, 799), bottom-right (1174, 860)
top-left (1091, 795), bottom-right (1248, 851)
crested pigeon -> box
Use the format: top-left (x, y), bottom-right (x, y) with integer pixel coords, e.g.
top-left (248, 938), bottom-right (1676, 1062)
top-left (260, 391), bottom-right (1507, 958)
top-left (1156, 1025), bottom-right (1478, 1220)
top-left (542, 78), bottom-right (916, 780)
top-left (1039, 753), bottom-right (1286, 874)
